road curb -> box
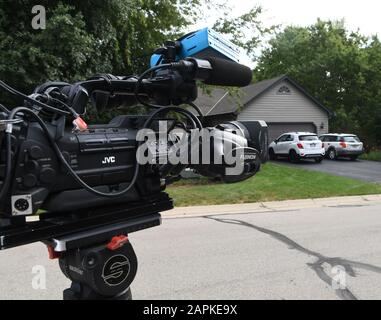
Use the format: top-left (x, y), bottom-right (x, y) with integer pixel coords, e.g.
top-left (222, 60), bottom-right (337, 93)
top-left (162, 194), bottom-right (381, 218)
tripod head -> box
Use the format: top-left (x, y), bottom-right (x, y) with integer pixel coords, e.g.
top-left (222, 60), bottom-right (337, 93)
top-left (59, 235), bottom-right (137, 300)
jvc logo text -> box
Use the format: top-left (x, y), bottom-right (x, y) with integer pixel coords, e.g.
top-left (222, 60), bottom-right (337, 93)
top-left (102, 156), bottom-right (116, 165)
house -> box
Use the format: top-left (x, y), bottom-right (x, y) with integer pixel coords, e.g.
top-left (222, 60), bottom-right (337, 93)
top-left (195, 75), bottom-right (332, 142)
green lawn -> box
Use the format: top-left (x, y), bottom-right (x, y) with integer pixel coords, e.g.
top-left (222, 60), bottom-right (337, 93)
top-left (361, 151), bottom-right (381, 162)
top-left (167, 163), bottom-right (381, 207)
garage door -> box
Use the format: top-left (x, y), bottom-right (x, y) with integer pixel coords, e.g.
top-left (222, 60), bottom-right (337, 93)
top-left (267, 123), bottom-right (317, 143)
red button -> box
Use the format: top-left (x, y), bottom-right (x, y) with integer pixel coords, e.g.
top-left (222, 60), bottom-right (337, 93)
top-left (47, 245), bottom-right (61, 259)
top-left (107, 235), bottom-right (129, 251)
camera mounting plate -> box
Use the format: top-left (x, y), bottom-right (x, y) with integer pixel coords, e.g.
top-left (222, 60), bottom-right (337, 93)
top-left (0, 193), bottom-right (173, 250)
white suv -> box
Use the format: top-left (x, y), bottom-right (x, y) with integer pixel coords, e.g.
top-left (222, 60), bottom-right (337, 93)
top-left (269, 132), bottom-right (325, 163)
top-left (319, 134), bottom-right (364, 161)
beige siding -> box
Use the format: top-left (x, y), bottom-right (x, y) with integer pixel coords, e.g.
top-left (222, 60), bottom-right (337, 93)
top-left (237, 80), bottom-right (329, 135)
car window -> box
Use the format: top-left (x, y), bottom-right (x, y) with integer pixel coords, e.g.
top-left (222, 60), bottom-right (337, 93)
top-left (277, 135), bottom-right (288, 142)
top-left (285, 135), bottom-right (294, 142)
top-left (341, 136), bottom-right (360, 143)
top-left (299, 135), bottom-right (319, 141)
top-left (328, 136), bottom-right (337, 142)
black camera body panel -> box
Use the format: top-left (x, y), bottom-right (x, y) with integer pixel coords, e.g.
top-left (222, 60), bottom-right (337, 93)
top-left (0, 194), bottom-right (171, 250)
top-left (238, 121), bottom-right (269, 164)
top-left (2, 115), bottom-right (163, 217)
top-left (1, 115), bottom-right (269, 219)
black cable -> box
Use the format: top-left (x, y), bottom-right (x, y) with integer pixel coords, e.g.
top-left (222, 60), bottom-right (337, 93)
top-left (0, 132), bottom-right (12, 202)
top-left (0, 81), bottom-right (71, 116)
top-left (48, 97), bottom-right (79, 118)
top-left (0, 103), bottom-right (10, 113)
top-left (143, 105), bottom-right (203, 131)
top-left (4, 105), bottom-right (200, 199)
top-left (134, 64), bottom-right (172, 109)
top-left (1, 69), bottom-right (204, 200)
top-left (187, 101), bottom-right (204, 122)
top-left (7, 107), bottom-right (140, 198)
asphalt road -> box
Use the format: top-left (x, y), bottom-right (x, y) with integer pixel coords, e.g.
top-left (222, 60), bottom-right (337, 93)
top-left (1, 204), bottom-right (381, 300)
top-left (273, 158), bottom-right (381, 183)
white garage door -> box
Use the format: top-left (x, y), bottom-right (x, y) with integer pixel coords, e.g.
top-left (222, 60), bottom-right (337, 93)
top-left (268, 123), bottom-right (317, 143)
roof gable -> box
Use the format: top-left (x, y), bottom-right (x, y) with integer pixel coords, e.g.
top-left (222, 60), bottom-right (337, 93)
top-left (195, 75), bottom-right (332, 117)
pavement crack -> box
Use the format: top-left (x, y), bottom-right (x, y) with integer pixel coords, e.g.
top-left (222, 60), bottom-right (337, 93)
top-left (205, 216), bottom-right (381, 300)
top-left (259, 203), bottom-right (274, 211)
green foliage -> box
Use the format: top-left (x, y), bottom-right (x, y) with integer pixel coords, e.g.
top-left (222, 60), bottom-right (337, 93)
top-left (361, 150), bottom-right (381, 162)
top-left (213, 5), bottom-right (278, 61)
top-left (255, 19), bottom-right (381, 147)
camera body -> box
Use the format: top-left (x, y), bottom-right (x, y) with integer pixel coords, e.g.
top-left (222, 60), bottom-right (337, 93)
top-left (0, 113), bottom-right (268, 218)
top-left (1, 115), bottom-right (159, 217)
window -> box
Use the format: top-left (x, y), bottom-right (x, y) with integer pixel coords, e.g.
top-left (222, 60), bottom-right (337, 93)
top-left (285, 135), bottom-right (294, 142)
top-left (277, 135), bottom-right (290, 142)
top-left (277, 134), bottom-right (293, 142)
top-left (278, 85), bottom-right (291, 95)
top-left (320, 135), bottom-right (337, 142)
top-left (341, 136), bottom-right (360, 143)
top-left (323, 136), bottom-right (336, 142)
top-left (299, 135), bottom-right (319, 141)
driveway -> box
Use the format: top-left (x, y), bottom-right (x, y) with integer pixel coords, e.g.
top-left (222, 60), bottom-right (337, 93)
top-left (273, 158), bottom-right (381, 183)
top-left (1, 204), bottom-right (381, 300)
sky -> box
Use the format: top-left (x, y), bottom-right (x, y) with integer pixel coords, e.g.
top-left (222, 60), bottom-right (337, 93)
top-left (192, 0), bottom-right (381, 66)
top-left (196, 0), bottom-right (381, 36)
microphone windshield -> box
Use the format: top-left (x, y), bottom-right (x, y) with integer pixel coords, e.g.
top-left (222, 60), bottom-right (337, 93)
top-left (203, 57), bottom-right (252, 87)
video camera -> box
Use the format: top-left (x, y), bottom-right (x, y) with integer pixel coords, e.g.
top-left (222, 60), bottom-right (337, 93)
top-left (0, 28), bottom-right (268, 299)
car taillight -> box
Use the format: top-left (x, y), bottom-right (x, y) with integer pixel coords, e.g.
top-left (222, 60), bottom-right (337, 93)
top-left (297, 143), bottom-right (304, 149)
top-left (340, 142), bottom-right (347, 148)
top-left (322, 143), bottom-right (325, 148)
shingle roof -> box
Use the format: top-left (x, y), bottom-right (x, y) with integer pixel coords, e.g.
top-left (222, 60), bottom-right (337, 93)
top-left (194, 75), bottom-right (332, 116)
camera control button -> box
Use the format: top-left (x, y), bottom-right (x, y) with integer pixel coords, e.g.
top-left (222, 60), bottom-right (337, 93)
top-left (23, 174), bottom-right (37, 188)
top-left (40, 168), bottom-right (56, 184)
top-left (29, 146), bottom-right (44, 159)
top-left (25, 160), bottom-right (39, 173)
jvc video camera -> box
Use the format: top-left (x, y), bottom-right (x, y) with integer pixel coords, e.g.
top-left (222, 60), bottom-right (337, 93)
top-left (0, 28), bottom-right (268, 299)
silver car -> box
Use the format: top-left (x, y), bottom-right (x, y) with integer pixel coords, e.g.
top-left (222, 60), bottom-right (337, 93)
top-left (319, 134), bottom-right (364, 161)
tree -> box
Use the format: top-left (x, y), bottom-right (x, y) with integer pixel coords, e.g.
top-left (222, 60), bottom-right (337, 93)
top-left (255, 20), bottom-right (381, 147)
top-left (213, 5), bottom-right (277, 62)
top-left (361, 37), bottom-right (381, 147)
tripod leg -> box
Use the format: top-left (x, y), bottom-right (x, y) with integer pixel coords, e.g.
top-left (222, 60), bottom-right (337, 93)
top-left (63, 282), bottom-right (132, 300)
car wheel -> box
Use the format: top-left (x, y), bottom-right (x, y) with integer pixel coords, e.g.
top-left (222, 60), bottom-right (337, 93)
top-left (289, 150), bottom-right (300, 163)
top-left (350, 156), bottom-right (358, 161)
top-left (328, 148), bottom-right (337, 160)
top-left (315, 157), bottom-right (323, 163)
top-left (269, 148), bottom-right (277, 160)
